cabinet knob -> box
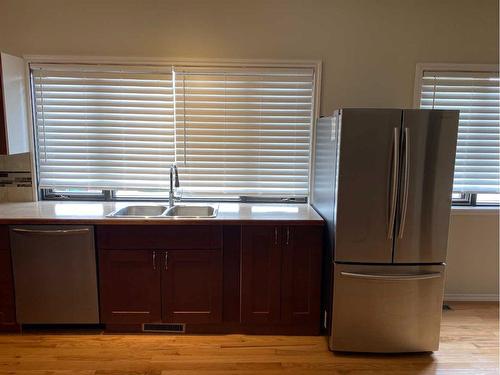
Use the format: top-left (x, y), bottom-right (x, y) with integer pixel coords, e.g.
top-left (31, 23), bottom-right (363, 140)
top-left (152, 251), bottom-right (156, 270)
top-left (165, 251), bottom-right (168, 271)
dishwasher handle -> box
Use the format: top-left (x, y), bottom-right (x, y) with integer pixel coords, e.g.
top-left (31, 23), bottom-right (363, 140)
top-left (11, 228), bottom-right (90, 235)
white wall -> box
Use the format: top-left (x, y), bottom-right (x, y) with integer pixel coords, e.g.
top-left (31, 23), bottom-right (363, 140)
top-left (0, 0), bottom-right (498, 298)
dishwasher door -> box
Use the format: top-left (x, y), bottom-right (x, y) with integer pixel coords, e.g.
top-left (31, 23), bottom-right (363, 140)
top-left (10, 225), bottom-right (99, 324)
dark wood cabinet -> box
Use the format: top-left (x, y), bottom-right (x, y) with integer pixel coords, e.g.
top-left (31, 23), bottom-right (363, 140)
top-left (97, 226), bottom-right (224, 326)
top-left (241, 225), bottom-right (322, 332)
top-left (0, 226), bottom-right (16, 329)
top-left (96, 225), bottom-right (222, 250)
top-left (281, 225), bottom-right (322, 326)
top-left (163, 249), bottom-right (222, 324)
top-left (0, 250), bottom-right (16, 326)
top-left (99, 249), bottom-right (162, 324)
top-left (97, 222), bottom-right (323, 334)
top-left (241, 225), bottom-right (282, 324)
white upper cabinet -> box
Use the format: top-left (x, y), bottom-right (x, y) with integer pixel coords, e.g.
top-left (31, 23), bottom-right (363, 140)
top-left (0, 52), bottom-right (30, 155)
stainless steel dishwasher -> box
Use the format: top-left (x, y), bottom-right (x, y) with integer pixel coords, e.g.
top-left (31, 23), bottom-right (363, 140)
top-left (10, 225), bottom-right (99, 324)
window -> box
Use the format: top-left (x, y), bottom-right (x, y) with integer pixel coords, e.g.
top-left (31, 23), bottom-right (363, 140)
top-left (32, 64), bottom-right (175, 196)
top-left (174, 67), bottom-right (314, 198)
top-left (31, 61), bottom-right (317, 201)
top-left (416, 65), bottom-right (499, 206)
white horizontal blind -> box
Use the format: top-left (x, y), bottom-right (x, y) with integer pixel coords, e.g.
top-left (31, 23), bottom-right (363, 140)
top-left (32, 65), bottom-right (175, 190)
top-left (420, 70), bottom-right (500, 193)
top-left (174, 67), bottom-right (314, 197)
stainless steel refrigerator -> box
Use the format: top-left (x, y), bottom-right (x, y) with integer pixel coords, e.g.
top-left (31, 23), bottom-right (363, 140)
top-left (311, 109), bottom-right (459, 353)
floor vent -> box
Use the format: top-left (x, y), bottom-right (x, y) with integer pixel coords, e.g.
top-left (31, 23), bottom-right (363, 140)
top-left (142, 323), bottom-right (186, 333)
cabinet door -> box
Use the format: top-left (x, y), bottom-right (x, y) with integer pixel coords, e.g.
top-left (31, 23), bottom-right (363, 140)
top-left (99, 250), bottom-right (161, 324)
top-left (281, 226), bottom-right (322, 328)
top-left (241, 225), bottom-right (282, 324)
top-left (0, 52), bottom-right (30, 155)
top-left (162, 249), bottom-right (222, 324)
top-left (0, 250), bottom-right (15, 324)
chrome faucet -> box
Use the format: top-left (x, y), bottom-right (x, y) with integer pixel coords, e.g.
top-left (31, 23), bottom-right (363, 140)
top-left (169, 164), bottom-right (180, 207)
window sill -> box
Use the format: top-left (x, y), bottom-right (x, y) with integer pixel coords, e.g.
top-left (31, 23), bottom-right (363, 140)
top-left (451, 206), bottom-right (499, 216)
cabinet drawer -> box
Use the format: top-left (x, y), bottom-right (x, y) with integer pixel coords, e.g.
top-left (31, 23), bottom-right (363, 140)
top-left (96, 225), bottom-right (222, 250)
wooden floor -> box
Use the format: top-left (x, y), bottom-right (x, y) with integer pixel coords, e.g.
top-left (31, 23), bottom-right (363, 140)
top-left (0, 302), bottom-right (497, 375)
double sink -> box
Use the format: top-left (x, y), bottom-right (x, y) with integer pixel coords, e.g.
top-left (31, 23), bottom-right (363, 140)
top-left (107, 204), bottom-right (218, 218)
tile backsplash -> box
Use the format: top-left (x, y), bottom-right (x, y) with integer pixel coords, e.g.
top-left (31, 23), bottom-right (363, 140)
top-left (0, 153), bottom-right (34, 202)
top-left (0, 171), bottom-right (32, 187)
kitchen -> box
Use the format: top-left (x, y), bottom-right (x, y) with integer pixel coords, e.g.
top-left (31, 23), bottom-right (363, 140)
top-left (0, 0), bottom-right (498, 374)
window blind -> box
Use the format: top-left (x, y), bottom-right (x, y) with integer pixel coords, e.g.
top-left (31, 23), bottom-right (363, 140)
top-left (174, 67), bottom-right (314, 197)
top-left (420, 70), bottom-right (500, 194)
top-left (32, 64), bottom-right (175, 190)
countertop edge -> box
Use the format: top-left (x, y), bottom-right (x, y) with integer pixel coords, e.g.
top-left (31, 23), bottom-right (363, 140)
top-left (0, 218), bottom-right (325, 226)
top-left (0, 202), bottom-right (325, 224)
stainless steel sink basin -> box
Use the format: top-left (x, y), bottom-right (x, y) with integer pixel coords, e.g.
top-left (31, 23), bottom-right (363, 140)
top-left (164, 205), bottom-right (217, 218)
top-left (107, 205), bottom-right (168, 218)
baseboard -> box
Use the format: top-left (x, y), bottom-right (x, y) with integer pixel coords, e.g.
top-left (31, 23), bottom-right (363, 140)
top-left (444, 293), bottom-right (499, 302)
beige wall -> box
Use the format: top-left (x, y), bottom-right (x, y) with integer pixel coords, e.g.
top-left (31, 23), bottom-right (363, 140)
top-left (0, 0), bottom-right (498, 113)
top-left (446, 211), bottom-right (499, 300)
top-left (0, 0), bottom-right (498, 298)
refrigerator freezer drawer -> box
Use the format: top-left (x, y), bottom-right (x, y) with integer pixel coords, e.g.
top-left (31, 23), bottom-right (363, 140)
top-left (330, 263), bottom-right (445, 353)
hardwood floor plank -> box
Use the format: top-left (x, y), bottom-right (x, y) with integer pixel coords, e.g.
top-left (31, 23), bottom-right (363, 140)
top-left (0, 302), bottom-right (497, 374)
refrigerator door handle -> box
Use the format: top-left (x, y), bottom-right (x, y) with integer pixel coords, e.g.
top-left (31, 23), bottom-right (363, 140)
top-left (340, 271), bottom-right (441, 281)
top-left (398, 127), bottom-right (411, 238)
top-left (387, 127), bottom-right (400, 239)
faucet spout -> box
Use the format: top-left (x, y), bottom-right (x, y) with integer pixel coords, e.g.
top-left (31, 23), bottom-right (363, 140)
top-left (169, 165), bottom-right (179, 207)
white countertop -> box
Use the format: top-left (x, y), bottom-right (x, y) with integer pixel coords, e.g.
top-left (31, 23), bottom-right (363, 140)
top-left (0, 201), bottom-right (324, 225)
